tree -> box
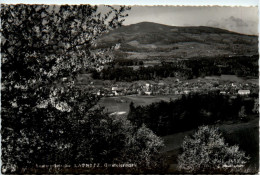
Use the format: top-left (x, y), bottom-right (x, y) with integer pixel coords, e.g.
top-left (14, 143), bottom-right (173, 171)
top-left (1, 4), bottom-right (149, 173)
top-left (252, 98), bottom-right (259, 114)
top-left (238, 106), bottom-right (247, 121)
top-left (69, 110), bottom-right (165, 172)
top-left (130, 124), bottom-right (165, 170)
top-left (178, 125), bottom-right (250, 173)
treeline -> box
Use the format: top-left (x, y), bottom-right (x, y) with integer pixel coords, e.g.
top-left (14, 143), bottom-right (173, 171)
top-left (92, 63), bottom-right (192, 81)
top-left (127, 92), bottom-right (256, 136)
top-left (91, 55), bottom-right (258, 81)
top-left (188, 55), bottom-right (258, 77)
top-left (108, 59), bottom-right (144, 66)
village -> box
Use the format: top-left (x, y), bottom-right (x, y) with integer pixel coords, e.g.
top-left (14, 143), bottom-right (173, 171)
top-left (75, 74), bottom-right (257, 98)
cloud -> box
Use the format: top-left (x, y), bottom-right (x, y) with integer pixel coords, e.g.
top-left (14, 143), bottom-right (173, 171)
top-left (112, 6), bottom-right (258, 35)
top-left (226, 16), bottom-right (248, 27)
top-left (206, 16), bottom-right (257, 35)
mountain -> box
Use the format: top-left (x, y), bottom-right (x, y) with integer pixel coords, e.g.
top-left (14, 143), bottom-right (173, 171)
top-left (97, 22), bottom-right (258, 60)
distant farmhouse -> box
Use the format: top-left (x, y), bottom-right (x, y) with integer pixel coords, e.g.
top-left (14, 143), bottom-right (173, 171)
top-left (238, 90), bottom-right (250, 95)
top-left (220, 91), bottom-right (226, 95)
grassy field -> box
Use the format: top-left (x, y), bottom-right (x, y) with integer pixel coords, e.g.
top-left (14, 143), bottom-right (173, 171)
top-left (97, 95), bottom-right (180, 114)
top-left (204, 75), bottom-right (258, 84)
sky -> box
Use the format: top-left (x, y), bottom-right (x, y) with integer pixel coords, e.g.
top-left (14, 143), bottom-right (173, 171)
top-left (2, 0), bottom-right (259, 35)
top-left (1, 0), bottom-right (259, 6)
top-left (118, 6), bottom-right (258, 35)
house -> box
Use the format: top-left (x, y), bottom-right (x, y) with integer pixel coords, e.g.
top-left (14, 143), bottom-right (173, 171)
top-left (158, 82), bottom-right (165, 86)
top-left (183, 90), bottom-right (190, 94)
top-left (112, 87), bottom-right (124, 96)
top-left (115, 43), bottom-right (121, 50)
top-left (231, 83), bottom-right (237, 87)
top-left (145, 83), bottom-right (150, 91)
top-left (112, 87), bottom-right (118, 95)
top-left (112, 87), bottom-right (118, 91)
top-left (145, 91), bottom-right (152, 95)
top-left (109, 111), bottom-right (127, 116)
top-left (97, 90), bottom-right (106, 96)
top-left (238, 90), bottom-right (250, 95)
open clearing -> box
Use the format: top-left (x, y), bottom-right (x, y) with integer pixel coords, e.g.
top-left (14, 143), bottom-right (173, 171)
top-left (97, 95), bottom-right (179, 114)
top-left (204, 75), bottom-right (258, 84)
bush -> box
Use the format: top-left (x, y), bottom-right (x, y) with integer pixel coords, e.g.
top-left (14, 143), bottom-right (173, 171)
top-left (126, 124), bottom-right (165, 169)
top-left (178, 125), bottom-right (250, 173)
top-left (75, 111), bottom-right (165, 171)
top-left (223, 127), bottom-right (259, 172)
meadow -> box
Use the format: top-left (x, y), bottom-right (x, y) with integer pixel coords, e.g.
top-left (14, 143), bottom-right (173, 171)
top-left (97, 95), bottom-right (180, 114)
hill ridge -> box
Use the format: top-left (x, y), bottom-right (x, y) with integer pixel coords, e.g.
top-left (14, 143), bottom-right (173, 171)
top-left (97, 22), bottom-right (258, 60)
top-left (116, 21), bottom-right (256, 36)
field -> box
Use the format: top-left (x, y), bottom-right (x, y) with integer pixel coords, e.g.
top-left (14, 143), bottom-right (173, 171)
top-left (97, 95), bottom-right (180, 114)
top-left (204, 75), bottom-right (258, 84)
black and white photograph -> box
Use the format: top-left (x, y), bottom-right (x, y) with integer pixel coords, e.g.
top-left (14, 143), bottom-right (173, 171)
top-left (1, 3), bottom-right (259, 174)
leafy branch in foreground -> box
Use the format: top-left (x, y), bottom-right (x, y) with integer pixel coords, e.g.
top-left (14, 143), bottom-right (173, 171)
top-left (1, 4), bottom-right (165, 173)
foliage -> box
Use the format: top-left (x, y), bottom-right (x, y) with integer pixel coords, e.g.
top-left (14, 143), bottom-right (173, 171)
top-left (127, 92), bottom-right (255, 136)
top-left (62, 110), bottom-right (165, 171)
top-left (126, 124), bottom-right (165, 169)
top-left (252, 98), bottom-right (259, 114)
top-left (238, 106), bottom-right (247, 121)
top-left (178, 126), bottom-right (250, 173)
top-left (222, 127), bottom-right (259, 172)
top-left (1, 4), bottom-right (170, 173)
top-left (91, 55), bottom-right (259, 81)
